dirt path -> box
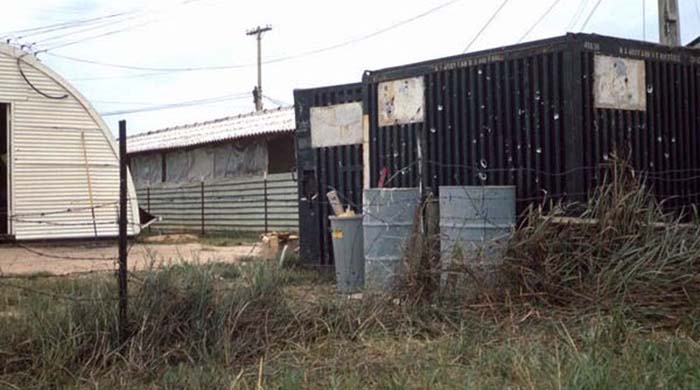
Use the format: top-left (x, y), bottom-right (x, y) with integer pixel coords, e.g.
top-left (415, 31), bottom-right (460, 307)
top-left (0, 242), bottom-right (262, 276)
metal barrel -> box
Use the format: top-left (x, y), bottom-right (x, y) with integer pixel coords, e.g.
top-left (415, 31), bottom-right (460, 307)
top-left (329, 215), bottom-right (364, 294)
top-left (439, 186), bottom-right (515, 291)
top-left (362, 188), bottom-right (420, 292)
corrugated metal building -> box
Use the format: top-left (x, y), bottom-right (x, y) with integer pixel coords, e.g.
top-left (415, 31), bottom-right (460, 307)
top-left (127, 107), bottom-right (295, 187)
top-left (0, 43), bottom-right (140, 240)
top-left (127, 107), bottom-right (298, 233)
top-left (295, 33), bottom-right (700, 266)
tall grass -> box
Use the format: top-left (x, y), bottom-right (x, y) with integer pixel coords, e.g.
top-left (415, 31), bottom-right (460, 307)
top-left (502, 159), bottom-right (700, 321)
top-left (2, 159), bottom-right (700, 387)
top-left (2, 258), bottom-right (700, 388)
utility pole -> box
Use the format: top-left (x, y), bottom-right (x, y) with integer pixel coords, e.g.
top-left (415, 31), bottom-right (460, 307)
top-left (658, 0), bottom-right (680, 46)
top-left (246, 25), bottom-right (272, 111)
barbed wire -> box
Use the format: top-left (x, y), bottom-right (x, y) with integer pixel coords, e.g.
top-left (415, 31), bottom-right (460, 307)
top-left (0, 280), bottom-right (121, 302)
top-left (11, 240), bottom-right (138, 261)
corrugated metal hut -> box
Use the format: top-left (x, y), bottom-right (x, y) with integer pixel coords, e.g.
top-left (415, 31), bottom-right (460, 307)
top-left (127, 107), bottom-right (296, 187)
top-left (127, 107), bottom-right (298, 233)
top-left (0, 43), bottom-right (141, 240)
top-left (296, 33), bottom-right (700, 266)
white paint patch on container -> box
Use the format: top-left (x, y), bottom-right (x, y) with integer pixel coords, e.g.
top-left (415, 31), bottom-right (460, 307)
top-left (594, 55), bottom-right (646, 111)
top-left (377, 77), bottom-right (425, 127)
top-left (310, 102), bottom-right (363, 148)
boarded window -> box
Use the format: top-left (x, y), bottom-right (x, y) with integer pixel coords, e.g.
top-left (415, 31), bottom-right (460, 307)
top-left (594, 55), bottom-right (646, 111)
top-left (310, 102), bottom-right (363, 148)
top-left (377, 77), bottom-right (425, 126)
top-left (162, 139), bottom-right (269, 184)
top-left (131, 154), bottom-right (162, 187)
top-left (211, 140), bottom-right (268, 178)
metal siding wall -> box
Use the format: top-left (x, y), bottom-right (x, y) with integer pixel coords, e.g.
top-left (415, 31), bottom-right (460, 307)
top-left (136, 173), bottom-right (298, 232)
top-left (368, 81), bottom-right (421, 189)
top-left (580, 39), bottom-right (700, 213)
top-left (0, 52), bottom-right (27, 101)
top-left (367, 43), bottom-right (570, 214)
top-left (295, 84), bottom-right (364, 267)
top-left (366, 34), bottom-right (700, 215)
top-left (0, 48), bottom-right (140, 240)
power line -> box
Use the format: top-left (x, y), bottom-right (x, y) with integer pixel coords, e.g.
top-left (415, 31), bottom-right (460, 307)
top-left (262, 95), bottom-right (291, 107)
top-left (642, 0), bottom-right (646, 41)
top-left (43, 0), bottom-right (463, 74)
top-left (6, 0), bottom-right (209, 52)
top-left (0, 9), bottom-right (137, 38)
top-left (463, 0), bottom-right (510, 53)
top-left (92, 99), bottom-right (160, 106)
top-left (518, 0), bottom-right (564, 43)
top-left (567, 0), bottom-right (589, 31)
top-left (30, 13), bottom-right (146, 47)
top-left (262, 0), bottom-right (463, 63)
top-left (71, 71), bottom-right (173, 82)
top-left (100, 92), bottom-right (251, 116)
top-left (45, 51), bottom-right (249, 72)
top-left (580, 0), bottom-right (604, 31)
top-left (40, 16), bottom-right (165, 52)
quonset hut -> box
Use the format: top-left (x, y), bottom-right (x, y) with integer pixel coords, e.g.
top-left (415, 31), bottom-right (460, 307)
top-left (0, 43), bottom-right (141, 240)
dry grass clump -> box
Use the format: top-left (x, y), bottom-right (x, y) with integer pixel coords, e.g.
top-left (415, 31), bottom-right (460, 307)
top-left (502, 159), bottom-right (700, 321)
top-left (0, 259), bottom-right (463, 387)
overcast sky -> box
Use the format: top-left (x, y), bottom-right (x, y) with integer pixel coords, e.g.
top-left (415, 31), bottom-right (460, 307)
top-left (2, 0), bottom-right (699, 136)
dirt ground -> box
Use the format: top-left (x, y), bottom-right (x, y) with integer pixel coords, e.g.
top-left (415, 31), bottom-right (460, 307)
top-left (0, 240), bottom-right (264, 276)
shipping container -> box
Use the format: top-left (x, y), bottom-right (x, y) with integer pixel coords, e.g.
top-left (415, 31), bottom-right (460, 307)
top-left (294, 83), bottom-right (364, 267)
top-left (363, 33), bottom-right (700, 214)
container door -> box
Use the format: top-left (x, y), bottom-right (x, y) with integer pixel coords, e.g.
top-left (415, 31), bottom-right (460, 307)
top-left (294, 84), bottom-right (364, 267)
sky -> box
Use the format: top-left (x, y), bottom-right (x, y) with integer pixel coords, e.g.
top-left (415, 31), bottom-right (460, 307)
top-left (1, 0), bottom-right (699, 136)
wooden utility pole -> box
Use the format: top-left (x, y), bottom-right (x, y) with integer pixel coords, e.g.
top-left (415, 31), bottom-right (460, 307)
top-left (658, 0), bottom-right (680, 46)
top-left (246, 25), bottom-right (272, 111)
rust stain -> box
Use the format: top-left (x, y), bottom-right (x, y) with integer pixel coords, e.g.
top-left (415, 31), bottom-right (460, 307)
top-left (377, 77), bottom-right (425, 127)
top-left (310, 102), bottom-right (363, 148)
top-left (593, 55), bottom-right (646, 111)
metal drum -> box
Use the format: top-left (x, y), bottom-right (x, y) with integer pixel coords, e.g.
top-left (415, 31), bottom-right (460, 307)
top-left (439, 186), bottom-right (515, 291)
top-left (362, 188), bottom-right (420, 292)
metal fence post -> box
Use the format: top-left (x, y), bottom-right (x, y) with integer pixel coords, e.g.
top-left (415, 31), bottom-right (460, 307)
top-left (264, 173), bottom-right (268, 233)
top-left (118, 120), bottom-right (128, 344)
top-left (200, 181), bottom-right (205, 236)
top-left (146, 186), bottom-right (151, 233)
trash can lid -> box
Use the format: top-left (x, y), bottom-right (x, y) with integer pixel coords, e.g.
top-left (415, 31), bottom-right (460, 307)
top-left (328, 214), bottom-right (363, 220)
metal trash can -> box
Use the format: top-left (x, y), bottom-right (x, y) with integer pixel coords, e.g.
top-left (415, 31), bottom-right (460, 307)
top-left (329, 215), bottom-right (364, 293)
top-left (363, 188), bottom-right (421, 292)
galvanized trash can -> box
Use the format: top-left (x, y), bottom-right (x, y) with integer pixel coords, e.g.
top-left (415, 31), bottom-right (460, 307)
top-left (329, 215), bottom-right (364, 293)
top-left (363, 188), bottom-right (421, 292)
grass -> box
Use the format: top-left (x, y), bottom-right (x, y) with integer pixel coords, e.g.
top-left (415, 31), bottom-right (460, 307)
top-left (1, 259), bottom-right (699, 389)
top-left (136, 230), bottom-right (261, 246)
top-left (2, 160), bottom-right (700, 388)
top-left (199, 231), bottom-right (262, 247)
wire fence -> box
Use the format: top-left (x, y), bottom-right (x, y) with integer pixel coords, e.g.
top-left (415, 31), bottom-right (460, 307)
top-left (136, 172), bottom-right (298, 234)
top-left (3, 161), bottom-right (700, 292)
